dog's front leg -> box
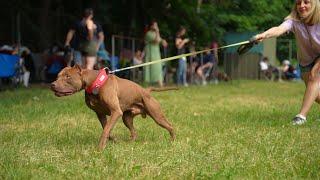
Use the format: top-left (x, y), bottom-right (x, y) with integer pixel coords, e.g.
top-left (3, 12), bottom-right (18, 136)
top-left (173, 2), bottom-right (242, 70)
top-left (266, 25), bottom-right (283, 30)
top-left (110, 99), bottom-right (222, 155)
top-left (96, 113), bottom-right (116, 141)
top-left (98, 110), bottom-right (122, 151)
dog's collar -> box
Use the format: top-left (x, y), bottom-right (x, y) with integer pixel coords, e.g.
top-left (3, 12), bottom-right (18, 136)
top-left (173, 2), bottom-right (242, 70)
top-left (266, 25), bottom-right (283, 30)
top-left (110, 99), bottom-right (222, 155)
top-left (85, 69), bottom-right (108, 94)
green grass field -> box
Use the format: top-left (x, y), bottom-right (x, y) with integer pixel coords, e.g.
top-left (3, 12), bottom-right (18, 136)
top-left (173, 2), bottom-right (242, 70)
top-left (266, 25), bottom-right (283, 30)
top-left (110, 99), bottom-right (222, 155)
top-left (1, 81), bottom-right (319, 179)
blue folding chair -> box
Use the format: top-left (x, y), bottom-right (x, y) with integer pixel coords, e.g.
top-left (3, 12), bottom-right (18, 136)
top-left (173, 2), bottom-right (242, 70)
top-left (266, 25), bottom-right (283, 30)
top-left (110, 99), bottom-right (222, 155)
top-left (0, 53), bottom-right (20, 88)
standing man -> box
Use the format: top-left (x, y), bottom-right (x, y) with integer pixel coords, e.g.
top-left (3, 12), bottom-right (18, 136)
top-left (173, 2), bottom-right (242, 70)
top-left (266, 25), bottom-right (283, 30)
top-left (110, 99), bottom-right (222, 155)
top-left (64, 8), bottom-right (104, 70)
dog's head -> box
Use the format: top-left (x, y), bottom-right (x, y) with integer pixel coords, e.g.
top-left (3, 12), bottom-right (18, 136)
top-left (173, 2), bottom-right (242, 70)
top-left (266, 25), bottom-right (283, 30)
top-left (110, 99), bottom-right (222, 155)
top-left (51, 65), bottom-right (84, 97)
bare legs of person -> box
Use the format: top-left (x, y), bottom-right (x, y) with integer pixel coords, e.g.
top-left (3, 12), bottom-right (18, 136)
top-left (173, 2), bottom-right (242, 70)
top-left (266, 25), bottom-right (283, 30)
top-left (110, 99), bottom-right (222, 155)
top-left (196, 63), bottom-right (213, 85)
top-left (196, 67), bottom-right (206, 85)
top-left (293, 71), bottom-right (320, 125)
top-left (83, 56), bottom-right (97, 70)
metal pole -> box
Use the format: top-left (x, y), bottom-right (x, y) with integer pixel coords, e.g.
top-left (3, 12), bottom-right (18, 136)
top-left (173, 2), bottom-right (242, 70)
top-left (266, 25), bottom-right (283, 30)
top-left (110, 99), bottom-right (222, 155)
top-left (132, 39), bottom-right (135, 55)
top-left (111, 35), bottom-right (115, 70)
top-left (132, 39), bottom-right (135, 81)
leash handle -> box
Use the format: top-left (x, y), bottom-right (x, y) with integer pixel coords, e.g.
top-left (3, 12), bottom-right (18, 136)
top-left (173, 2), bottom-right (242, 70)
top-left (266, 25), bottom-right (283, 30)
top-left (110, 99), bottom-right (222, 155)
top-left (237, 36), bottom-right (260, 55)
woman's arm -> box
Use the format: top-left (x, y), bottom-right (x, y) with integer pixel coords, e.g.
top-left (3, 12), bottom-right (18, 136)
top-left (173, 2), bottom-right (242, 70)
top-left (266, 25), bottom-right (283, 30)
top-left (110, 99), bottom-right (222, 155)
top-left (153, 30), bottom-right (162, 43)
top-left (255, 26), bottom-right (288, 42)
top-left (65, 30), bottom-right (75, 46)
top-left (175, 38), bottom-right (189, 49)
top-left (86, 19), bottom-right (96, 40)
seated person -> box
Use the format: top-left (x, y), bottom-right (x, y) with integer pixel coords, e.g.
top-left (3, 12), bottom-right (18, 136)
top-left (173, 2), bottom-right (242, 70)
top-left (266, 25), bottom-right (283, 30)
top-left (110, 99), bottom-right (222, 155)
top-left (259, 57), bottom-right (281, 81)
top-left (21, 49), bottom-right (35, 83)
top-left (196, 47), bottom-right (216, 85)
top-left (116, 50), bottom-right (131, 79)
top-left (187, 48), bottom-right (200, 83)
top-left (131, 49), bottom-right (144, 82)
top-left (133, 49), bottom-right (144, 65)
top-left (260, 57), bottom-right (272, 79)
top-left (281, 60), bottom-right (299, 80)
top-left (0, 44), bottom-right (20, 55)
top-left (45, 48), bottom-right (67, 83)
top-left (96, 44), bottom-right (110, 70)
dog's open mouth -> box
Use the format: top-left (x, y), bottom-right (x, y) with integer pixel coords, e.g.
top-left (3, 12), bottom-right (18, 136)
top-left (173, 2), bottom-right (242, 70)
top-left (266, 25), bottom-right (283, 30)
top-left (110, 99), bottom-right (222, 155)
top-left (52, 88), bottom-right (76, 97)
top-left (51, 85), bottom-right (76, 97)
top-left (54, 91), bottom-right (75, 97)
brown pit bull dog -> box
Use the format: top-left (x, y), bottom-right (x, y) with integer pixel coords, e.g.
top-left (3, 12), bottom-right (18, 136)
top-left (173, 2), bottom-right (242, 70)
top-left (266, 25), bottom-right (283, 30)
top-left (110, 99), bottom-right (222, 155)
top-left (51, 65), bottom-right (176, 150)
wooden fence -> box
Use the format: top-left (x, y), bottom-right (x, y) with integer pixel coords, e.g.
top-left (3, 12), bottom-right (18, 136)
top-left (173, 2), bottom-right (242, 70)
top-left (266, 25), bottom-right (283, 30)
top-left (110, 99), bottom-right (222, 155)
top-left (223, 53), bottom-right (262, 79)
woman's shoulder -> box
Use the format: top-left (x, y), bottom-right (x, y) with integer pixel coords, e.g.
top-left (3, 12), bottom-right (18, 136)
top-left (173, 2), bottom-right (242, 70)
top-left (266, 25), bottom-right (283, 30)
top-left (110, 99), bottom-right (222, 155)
top-left (313, 23), bottom-right (320, 27)
top-left (281, 18), bottom-right (305, 32)
top-left (283, 18), bottom-right (302, 25)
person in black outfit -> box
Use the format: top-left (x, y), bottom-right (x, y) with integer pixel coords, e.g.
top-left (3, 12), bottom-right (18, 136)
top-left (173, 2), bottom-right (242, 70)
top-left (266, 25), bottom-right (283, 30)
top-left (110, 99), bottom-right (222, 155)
top-left (21, 50), bottom-right (35, 82)
top-left (64, 8), bottom-right (104, 69)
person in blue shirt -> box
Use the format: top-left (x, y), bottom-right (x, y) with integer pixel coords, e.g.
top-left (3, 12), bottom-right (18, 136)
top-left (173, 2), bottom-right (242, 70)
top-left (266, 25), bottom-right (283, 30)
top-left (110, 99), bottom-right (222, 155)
top-left (196, 46), bottom-right (216, 85)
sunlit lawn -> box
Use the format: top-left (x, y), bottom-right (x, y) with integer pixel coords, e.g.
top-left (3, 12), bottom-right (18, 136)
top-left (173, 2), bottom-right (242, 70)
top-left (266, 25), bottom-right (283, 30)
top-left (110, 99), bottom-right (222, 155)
top-left (0, 80), bottom-right (319, 179)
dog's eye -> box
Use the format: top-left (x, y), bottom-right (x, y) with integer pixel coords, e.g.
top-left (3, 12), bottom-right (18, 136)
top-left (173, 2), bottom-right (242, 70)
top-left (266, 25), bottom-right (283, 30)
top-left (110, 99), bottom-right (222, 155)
top-left (66, 75), bottom-right (71, 79)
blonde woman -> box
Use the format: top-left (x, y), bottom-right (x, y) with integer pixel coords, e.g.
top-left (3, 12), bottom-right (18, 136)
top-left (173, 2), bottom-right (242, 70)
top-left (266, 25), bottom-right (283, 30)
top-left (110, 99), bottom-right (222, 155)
top-left (254, 0), bottom-right (320, 125)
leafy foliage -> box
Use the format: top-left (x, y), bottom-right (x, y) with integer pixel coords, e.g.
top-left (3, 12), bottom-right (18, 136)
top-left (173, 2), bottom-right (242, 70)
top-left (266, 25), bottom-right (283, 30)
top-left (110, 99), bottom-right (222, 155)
top-left (1, 0), bottom-right (294, 51)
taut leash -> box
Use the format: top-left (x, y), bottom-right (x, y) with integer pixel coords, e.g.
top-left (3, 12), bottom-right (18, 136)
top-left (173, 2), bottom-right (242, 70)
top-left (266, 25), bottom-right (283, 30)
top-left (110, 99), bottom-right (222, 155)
top-left (107, 40), bottom-right (252, 74)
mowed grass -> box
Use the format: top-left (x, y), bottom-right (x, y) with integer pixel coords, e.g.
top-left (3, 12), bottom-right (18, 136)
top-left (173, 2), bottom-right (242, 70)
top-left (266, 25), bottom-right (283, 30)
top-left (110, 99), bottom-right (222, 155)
top-left (0, 80), bottom-right (319, 179)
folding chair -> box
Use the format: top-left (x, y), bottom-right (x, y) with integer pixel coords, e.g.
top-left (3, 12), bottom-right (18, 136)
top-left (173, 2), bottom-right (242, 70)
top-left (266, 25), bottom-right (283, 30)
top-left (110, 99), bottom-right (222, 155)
top-left (0, 53), bottom-right (20, 89)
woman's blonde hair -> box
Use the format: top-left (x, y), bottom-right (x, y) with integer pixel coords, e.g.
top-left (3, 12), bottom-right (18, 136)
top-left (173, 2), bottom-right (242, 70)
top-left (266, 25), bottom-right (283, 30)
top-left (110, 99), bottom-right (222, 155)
top-left (285, 0), bottom-right (320, 24)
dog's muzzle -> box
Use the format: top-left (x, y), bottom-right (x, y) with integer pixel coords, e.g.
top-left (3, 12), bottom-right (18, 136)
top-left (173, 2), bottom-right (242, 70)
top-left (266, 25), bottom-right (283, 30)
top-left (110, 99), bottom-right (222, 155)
top-left (51, 82), bottom-right (77, 97)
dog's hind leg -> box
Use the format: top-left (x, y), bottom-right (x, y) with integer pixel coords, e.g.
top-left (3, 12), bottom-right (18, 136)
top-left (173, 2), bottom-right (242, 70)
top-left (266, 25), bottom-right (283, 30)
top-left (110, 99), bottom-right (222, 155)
top-left (122, 111), bottom-right (137, 141)
top-left (142, 96), bottom-right (175, 141)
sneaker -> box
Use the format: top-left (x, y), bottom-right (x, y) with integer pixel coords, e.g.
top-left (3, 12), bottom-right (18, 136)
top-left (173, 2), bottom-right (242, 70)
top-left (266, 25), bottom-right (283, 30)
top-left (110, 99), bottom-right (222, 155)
top-left (292, 114), bottom-right (307, 125)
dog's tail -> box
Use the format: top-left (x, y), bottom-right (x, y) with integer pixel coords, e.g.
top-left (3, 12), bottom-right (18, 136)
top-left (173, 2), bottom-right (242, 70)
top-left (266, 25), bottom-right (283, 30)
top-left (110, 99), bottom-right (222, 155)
top-left (146, 86), bottom-right (179, 92)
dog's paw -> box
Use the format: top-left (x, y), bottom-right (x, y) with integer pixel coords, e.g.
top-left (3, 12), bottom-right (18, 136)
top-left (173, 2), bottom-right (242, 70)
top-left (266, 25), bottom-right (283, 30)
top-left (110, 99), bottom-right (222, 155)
top-left (98, 140), bottom-right (107, 151)
top-left (97, 144), bottom-right (106, 151)
top-left (130, 134), bottom-right (137, 141)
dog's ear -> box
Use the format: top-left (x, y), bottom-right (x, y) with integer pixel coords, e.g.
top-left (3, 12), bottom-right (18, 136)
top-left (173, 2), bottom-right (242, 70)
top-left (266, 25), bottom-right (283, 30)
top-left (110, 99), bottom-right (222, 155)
top-left (73, 64), bottom-right (82, 74)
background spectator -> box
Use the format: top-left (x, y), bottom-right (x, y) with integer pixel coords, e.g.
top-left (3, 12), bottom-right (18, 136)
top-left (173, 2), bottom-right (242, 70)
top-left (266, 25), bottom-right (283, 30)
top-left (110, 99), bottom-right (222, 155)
top-left (96, 42), bottom-right (110, 69)
top-left (45, 47), bottom-right (67, 83)
top-left (259, 57), bottom-right (281, 81)
top-left (133, 49), bottom-right (144, 65)
top-left (144, 20), bottom-right (168, 87)
top-left (21, 49), bottom-right (35, 83)
top-left (259, 57), bottom-right (272, 80)
top-left (175, 26), bottom-right (190, 86)
top-left (196, 47), bottom-right (216, 85)
top-left (64, 8), bottom-right (104, 70)
top-left (132, 49), bottom-right (144, 82)
top-left (281, 60), bottom-right (299, 80)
